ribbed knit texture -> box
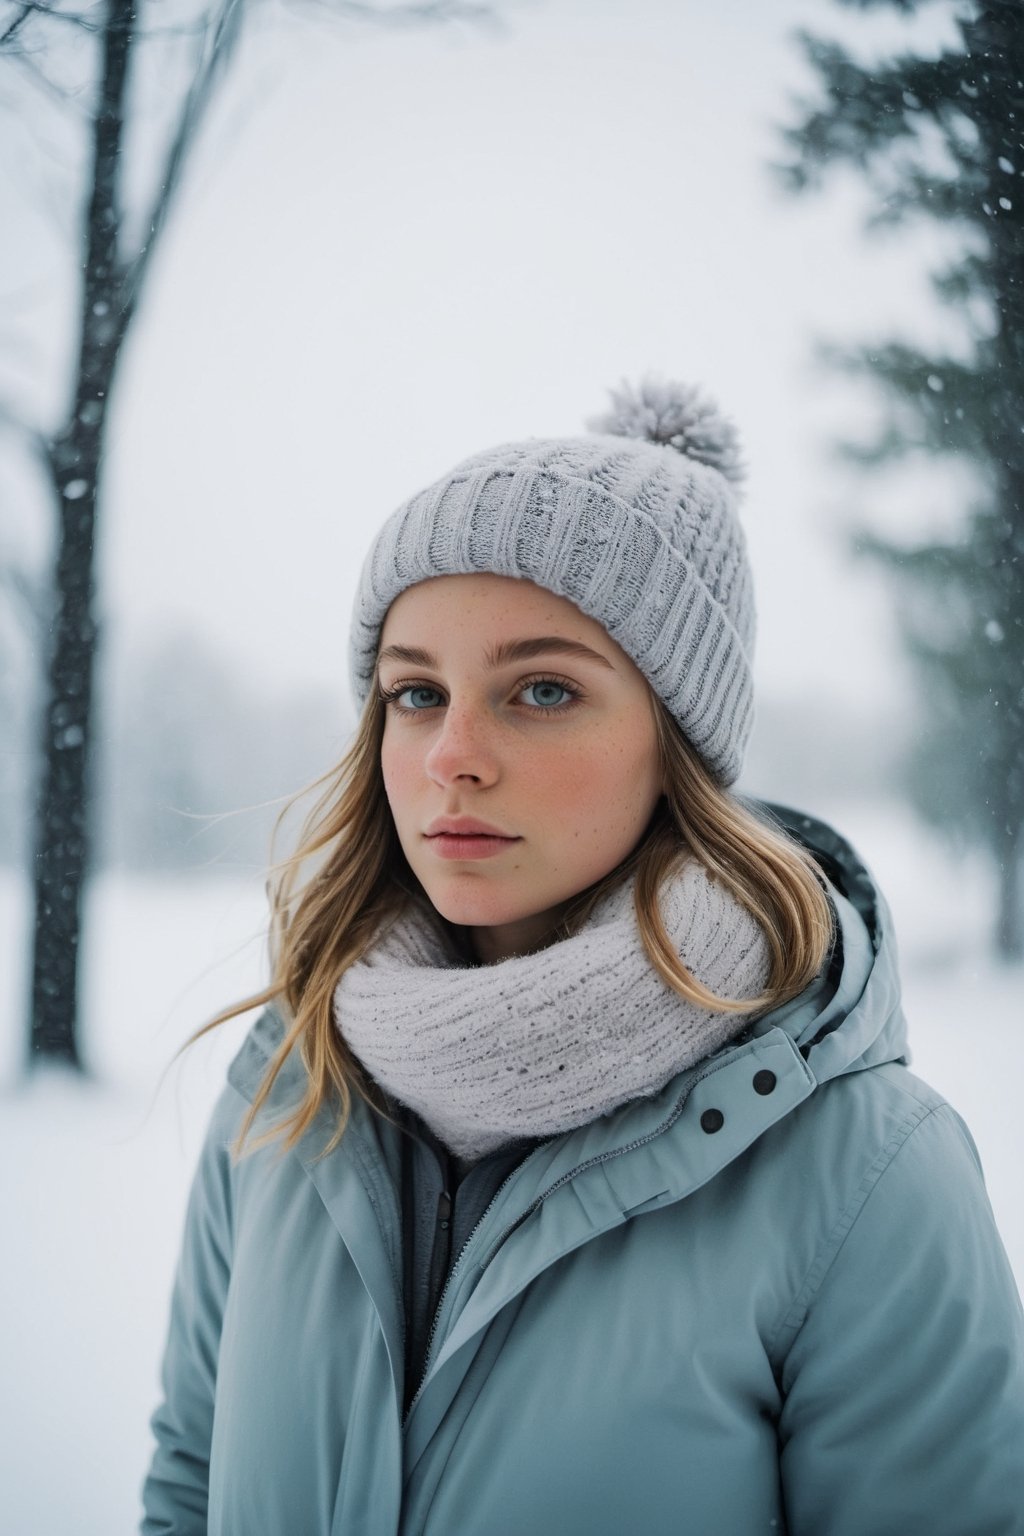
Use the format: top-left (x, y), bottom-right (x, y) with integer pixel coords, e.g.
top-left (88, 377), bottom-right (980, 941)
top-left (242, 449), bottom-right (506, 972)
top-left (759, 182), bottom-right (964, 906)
top-left (333, 858), bottom-right (770, 1159)
top-left (349, 424), bottom-right (756, 785)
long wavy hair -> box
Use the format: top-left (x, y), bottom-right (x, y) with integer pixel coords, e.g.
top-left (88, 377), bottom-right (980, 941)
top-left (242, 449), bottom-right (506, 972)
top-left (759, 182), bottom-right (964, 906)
top-left (181, 684), bottom-right (834, 1162)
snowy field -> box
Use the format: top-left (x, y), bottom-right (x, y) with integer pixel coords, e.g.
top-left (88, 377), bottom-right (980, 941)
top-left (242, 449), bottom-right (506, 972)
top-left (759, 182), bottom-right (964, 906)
top-left (1, 801), bottom-right (1021, 1536)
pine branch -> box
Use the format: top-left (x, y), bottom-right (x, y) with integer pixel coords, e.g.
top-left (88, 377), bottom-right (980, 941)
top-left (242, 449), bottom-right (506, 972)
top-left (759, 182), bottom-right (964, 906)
top-left (830, 0), bottom-right (936, 10)
top-left (832, 421), bottom-right (937, 468)
top-left (852, 530), bottom-right (979, 575)
top-left (816, 336), bottom-right (979, 387)
top-left (774, 33), bottom-right (967, 194)
top-left (929, 248), bottom-right (993, 306)
top-left (862, 163), bottom-right (987, 231)
top-left (814, 333), bottom-right (999, 463)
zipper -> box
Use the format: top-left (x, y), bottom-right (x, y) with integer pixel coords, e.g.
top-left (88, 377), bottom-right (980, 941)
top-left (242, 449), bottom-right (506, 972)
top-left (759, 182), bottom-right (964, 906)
top-left (402, 1156), bottom-right (535, 1427)
top-left (426, 1189), bottom-right (453, 1315)
top-left (401, 1047), bottom-right (750, 1427)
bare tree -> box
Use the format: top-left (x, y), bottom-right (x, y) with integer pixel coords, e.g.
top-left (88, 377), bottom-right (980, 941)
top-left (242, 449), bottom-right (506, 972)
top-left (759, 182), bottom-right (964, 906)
top-left (0, 0), bottom-right (496, 1071)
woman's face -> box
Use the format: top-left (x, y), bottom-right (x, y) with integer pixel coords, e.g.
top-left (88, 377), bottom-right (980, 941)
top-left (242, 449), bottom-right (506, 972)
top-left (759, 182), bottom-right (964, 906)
top-left (378, 573), bottom-right (664, 963)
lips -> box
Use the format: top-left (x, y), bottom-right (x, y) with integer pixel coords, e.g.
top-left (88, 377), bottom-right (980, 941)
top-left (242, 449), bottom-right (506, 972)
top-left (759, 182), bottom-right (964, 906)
top-left (423, 817), bottom-right (522, 862)
top-left (425, 817), bottom-right (518, 839)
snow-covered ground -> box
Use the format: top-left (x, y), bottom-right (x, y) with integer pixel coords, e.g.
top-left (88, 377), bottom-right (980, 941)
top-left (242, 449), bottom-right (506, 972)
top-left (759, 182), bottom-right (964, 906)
top-left (1, 801), bottom-right (1021, 1535)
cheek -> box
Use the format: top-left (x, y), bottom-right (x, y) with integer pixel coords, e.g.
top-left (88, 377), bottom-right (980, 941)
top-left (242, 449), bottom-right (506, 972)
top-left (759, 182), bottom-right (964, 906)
top-left (539, 733), bottom-right (659, 828)
top-left (380, 733), bottom-right (418, 817)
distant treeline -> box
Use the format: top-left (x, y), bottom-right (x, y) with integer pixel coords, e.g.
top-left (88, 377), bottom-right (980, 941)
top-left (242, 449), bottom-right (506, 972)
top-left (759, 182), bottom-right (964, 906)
top-left (1, 623), bottom-right (352, 872)
top-left (0, 625), bottom-right (905, 873)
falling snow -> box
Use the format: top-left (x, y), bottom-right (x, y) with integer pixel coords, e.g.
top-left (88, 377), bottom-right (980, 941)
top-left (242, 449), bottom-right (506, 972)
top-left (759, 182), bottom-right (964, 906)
top-left (1, 800), bottom-right (1021, 1534)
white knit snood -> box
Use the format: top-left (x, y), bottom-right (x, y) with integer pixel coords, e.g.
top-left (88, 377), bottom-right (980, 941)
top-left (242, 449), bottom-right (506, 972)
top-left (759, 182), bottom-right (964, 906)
top-left (332, 859), bottom-right (771, 1161)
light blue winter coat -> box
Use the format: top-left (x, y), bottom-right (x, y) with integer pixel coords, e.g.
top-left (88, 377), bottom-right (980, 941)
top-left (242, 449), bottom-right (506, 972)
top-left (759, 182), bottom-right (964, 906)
top-left (140, 808), bottom-right (1024, 1534)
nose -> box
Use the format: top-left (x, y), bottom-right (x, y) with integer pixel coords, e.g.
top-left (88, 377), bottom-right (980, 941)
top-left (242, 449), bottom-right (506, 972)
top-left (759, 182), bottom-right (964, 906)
top-left (423, 701), bottom-right (500, 789)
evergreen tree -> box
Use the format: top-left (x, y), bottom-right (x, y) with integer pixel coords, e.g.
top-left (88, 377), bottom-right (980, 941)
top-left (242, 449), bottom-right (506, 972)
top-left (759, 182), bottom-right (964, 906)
top-left (775, 0), bottom-right (1024, 958)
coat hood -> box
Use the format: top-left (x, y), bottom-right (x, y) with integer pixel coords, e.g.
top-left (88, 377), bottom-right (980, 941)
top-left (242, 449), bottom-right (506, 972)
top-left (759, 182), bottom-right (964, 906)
top-left (751, 801), bottom-right (908, 1083)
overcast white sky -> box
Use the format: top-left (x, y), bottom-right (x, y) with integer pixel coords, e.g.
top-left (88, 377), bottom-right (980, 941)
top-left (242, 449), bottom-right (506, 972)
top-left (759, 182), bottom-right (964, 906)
top-left (3, 0), bottom-right (969, 721)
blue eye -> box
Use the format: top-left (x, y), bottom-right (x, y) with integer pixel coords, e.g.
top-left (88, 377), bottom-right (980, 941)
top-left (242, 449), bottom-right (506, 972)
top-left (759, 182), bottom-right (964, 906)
top-left (521, 680), bottom-right (575, 709)
top-left (397, 686), bottom-right (442, 710)
top-left (379, 675), bottom-right (580, 716)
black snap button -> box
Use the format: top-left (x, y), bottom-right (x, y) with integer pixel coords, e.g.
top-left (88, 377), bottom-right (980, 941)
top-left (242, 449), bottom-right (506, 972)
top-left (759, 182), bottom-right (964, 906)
top-left (700, 1108), bottom-right (725, 1134)
top-left (753, 1069), bottom-right (777, 1096)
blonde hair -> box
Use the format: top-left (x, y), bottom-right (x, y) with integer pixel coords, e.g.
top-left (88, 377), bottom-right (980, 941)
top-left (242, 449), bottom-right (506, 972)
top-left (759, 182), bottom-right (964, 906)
top-left (181, 686), bottom-right (834, 1162)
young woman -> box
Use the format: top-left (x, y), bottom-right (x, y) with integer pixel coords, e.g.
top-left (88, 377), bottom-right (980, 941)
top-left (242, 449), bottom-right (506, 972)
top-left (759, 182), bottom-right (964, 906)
top-left (141, 377), bottom-right (1024, 1535)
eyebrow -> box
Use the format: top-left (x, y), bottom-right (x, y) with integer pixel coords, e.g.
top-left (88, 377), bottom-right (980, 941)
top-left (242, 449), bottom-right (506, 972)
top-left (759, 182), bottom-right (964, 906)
top-left (376, 636), bottom-right (616, 672)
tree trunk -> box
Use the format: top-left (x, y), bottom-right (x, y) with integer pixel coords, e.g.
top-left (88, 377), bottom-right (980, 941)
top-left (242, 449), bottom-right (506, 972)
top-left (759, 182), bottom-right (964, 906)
top-left (27, 0), bottom-right (134, 1069)
top-left (979, 1), bottom-right (1024, 963)
top-left (995, 824), bottom-right (1023, 963)
top-left (29, 457), bottom-right (103, 1066)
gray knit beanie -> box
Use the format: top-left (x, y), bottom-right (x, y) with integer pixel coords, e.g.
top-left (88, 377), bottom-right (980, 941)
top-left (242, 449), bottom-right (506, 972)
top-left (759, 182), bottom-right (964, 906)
top-left (349, 375), bottom-right (755, 785)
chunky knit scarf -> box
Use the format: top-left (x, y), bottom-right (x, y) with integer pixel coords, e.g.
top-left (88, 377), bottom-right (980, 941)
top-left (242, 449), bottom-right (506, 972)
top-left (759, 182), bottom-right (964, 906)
top-left (332, 859), bottom-right (771, 1160)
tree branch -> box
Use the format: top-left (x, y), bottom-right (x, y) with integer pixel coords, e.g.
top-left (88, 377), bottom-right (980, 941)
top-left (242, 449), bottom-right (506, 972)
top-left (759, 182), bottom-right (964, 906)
top-left (0, 397), bottom-right (52, 465)
top-left (0, 3), bottom-right (31, 44)
top-left (1, 0), bottom-right (100, 49)
top-left (121, 0), bottom-right (499, 323)
top-left (5, 43), bottom-right (79, 106)
top-left (815, 336), bottom-right (981, 393)
top-left (301, 0), bottom-right (498, 28)
top-left (773, 33), bottom-right (968, 194)
top-left (929, 248), bottom-right (992, 306)
top-left (813, 339), bottom-right (991, 462)
top-left (120, 0), bottom-right (246, 320)
top-left (829, 0), bottom-right (940, 10)
top-left (852, 533), bottom-right (976, 574)
top-left (861, 163), bottom-right (988, 232)
top-left (832, 412), bottom-right (988, 467)
top-left (0, 559), bottom-right (52, 641)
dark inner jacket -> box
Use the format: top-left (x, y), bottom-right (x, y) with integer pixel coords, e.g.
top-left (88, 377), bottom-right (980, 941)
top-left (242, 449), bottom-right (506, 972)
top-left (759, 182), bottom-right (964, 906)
top-left (397, 1107), bottom-right (539, 1418)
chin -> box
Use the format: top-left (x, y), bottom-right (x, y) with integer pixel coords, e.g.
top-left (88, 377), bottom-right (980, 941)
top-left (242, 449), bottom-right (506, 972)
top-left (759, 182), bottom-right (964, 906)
top-left (427, 895), bottom-right (527, 930)
top-left (420, 878), bottom-right (545, 931)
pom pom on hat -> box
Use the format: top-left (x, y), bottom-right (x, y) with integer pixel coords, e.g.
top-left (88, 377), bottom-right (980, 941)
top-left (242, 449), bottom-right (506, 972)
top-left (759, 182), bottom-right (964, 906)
top-left (586, 374), bottom-right (746, 490)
